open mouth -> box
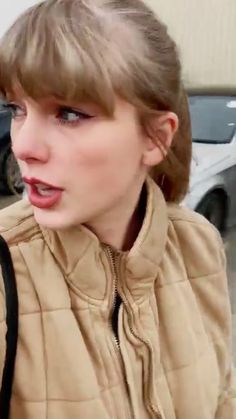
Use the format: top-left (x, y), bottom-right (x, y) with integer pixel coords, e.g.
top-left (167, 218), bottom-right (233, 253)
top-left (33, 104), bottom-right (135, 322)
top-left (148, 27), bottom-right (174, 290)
top-left (23, 177), bottom-right (64, 209)
top-left (33, 184), bottom-right (59, 196)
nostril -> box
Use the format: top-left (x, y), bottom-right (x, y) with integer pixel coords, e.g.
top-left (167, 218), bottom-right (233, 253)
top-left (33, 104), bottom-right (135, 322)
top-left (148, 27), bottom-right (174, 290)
top-left (11, 140), bottom-right (49, 163)
top-left (25, 157), bottom-right (43, 164)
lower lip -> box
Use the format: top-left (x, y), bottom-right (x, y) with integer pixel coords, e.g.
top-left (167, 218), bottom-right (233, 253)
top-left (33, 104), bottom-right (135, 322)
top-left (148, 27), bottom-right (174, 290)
top-left (27, 185), bottom-right (63, 209)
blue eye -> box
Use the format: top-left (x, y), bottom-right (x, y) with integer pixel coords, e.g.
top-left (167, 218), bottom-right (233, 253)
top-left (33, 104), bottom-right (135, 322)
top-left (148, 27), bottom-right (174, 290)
top-left (57, 107), bottom-right (93, 125)
top-left (3, 103), bottom-right (25, 118)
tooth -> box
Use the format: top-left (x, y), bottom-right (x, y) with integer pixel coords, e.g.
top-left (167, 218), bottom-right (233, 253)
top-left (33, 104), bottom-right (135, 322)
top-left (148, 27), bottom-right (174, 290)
top-left (38, 188), bottom-right (53, 196)
top-left (36, 185), bottom-right (53, 196)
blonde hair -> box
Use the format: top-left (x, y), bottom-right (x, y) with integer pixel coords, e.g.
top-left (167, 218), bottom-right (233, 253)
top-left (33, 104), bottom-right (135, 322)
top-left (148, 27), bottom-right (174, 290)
top-left (0, 0), bottom-right (191, 202)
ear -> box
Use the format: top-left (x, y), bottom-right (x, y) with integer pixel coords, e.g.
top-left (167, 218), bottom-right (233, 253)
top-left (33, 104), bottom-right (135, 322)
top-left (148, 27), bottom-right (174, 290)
top-left (142, 112), bottom-right (179, 168)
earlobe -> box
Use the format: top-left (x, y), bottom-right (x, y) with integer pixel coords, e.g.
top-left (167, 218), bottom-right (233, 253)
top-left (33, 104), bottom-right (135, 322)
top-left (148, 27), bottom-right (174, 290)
top-left (142, 147), bottom-right (163, 166)
top-left (142, 112), bottom-right (179, 168)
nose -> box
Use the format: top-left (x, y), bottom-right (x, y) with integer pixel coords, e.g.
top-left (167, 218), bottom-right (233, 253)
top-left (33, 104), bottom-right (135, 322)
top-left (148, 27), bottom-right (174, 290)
top-left (11, 114), bottom-right (49, 164)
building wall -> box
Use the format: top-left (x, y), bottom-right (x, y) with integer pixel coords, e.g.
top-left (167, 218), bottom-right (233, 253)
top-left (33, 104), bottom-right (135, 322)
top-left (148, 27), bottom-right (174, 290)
top-left (145, 0), bottom-right (236, 91)
top-left (0, 0), bottom-right (235, 91)
top-left (0, 1), bottom-right (40, 38)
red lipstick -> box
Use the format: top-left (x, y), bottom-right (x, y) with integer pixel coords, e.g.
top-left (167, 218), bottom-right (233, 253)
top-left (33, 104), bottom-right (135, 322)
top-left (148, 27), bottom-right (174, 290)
top-left (23, 177), bottom-right (64, 209)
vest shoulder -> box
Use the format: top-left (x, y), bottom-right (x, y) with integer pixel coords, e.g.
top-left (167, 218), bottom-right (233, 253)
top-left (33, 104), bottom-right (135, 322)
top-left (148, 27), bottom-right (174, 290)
top-left (167, 203), bottom-right (224, 278)
top-left (0, 199), bottom-right (41, 245)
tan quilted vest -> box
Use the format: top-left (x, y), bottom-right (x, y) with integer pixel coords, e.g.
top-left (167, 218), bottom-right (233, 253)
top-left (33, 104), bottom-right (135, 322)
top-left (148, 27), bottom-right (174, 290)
top-left (0, 179), bottom-right (234, 418)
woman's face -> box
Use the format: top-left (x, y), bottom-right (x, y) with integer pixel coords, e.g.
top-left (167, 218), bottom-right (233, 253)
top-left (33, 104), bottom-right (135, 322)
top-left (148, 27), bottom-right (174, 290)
top-left (10, 96), bottom-right (149, 229)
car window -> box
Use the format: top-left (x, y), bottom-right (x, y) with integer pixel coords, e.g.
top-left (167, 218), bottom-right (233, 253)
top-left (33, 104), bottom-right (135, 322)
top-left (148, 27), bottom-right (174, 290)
top-left (0, 99), bottom-right (7, 111)
top-left (0, 111), bottom-right (11, 139)
top-left (189, 96), bottom-right (236, 144)
top-left (0, 100), bottom-right (11, 138)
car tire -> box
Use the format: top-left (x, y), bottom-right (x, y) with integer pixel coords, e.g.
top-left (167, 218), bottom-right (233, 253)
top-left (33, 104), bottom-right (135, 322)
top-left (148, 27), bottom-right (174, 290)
top-left (3, 149), bottom-right (23, 196)
top-left (196, 191), bottom-right (227, 234)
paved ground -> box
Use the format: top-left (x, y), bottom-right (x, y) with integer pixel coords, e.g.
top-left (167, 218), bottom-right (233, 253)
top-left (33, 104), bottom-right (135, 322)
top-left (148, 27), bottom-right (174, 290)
top-left (1, 194), bottom-right (236, 365)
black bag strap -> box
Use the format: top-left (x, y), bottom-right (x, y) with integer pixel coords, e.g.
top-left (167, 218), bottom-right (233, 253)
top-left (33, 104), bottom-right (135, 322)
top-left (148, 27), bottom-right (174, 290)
top-left (0, 235), bottom-right (19, 419)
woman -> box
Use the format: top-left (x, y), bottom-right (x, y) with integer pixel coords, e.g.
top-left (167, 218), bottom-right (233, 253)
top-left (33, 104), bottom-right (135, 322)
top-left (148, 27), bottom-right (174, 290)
top-left (0, 1), bottom-right (234, 418)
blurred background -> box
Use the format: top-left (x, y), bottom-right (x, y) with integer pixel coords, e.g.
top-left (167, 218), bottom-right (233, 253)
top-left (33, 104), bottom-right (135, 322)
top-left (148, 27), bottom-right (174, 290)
top-left (0, 0), bottom-right (235, 369)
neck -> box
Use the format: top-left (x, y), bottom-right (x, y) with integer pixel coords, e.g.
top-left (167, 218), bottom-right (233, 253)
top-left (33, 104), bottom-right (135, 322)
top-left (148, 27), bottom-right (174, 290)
top-left (85, 181), bottom-right (147, 251)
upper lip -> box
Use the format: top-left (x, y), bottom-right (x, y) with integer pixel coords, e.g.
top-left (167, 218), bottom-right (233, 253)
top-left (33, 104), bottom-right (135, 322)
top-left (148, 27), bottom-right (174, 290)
top-left (23, 177), bottom-right (63, 190)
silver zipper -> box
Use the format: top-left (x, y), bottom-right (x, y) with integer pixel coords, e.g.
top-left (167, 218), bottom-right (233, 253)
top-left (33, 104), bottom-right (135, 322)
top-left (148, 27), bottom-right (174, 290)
top-left (104, 245), bottom-right (120, 349)
top-left (104, 245), bottom-right (162, 418)
top-left (121, 289), bottom-right (162, 419)
top-left (104, 246), bottom-right (133, 419)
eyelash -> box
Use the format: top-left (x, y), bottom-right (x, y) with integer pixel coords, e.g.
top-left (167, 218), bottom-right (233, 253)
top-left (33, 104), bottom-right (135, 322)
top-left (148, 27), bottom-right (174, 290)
top-left (3, 103), bottom-right (93, 127)
top-left (3, 103), bottom-right (23, 117)
top-left (56, 107), bottom-right (93, 126)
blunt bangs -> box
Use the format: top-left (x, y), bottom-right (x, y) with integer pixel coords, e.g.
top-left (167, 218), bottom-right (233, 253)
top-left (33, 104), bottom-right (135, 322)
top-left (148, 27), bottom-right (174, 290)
top-left (0, 1), bottom-right (124, 114)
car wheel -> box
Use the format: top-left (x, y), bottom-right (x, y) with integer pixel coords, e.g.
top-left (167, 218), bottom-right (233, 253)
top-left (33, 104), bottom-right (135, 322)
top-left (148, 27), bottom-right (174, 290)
top-left (4, 149), bottom-right (24, 196)
top-left (196, 192), bottom-right (227, 234)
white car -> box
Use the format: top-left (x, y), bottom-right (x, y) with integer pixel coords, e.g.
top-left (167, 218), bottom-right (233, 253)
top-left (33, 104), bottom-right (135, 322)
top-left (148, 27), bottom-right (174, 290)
top-left (183, 95), bottom-right (236, 233)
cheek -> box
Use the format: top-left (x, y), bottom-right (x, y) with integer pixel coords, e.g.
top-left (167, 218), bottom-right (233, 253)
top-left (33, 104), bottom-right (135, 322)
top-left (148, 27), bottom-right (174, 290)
top-left (57, 120), bottom-right (144, 189)
top-left (76, 144), bottom-right (111, 169)
top-left (72, 135), bottom-right (142, 182)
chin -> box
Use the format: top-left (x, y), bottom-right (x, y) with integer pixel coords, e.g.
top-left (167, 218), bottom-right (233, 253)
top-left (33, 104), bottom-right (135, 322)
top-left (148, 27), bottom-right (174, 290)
top-left (32, 207), bottom-right (79, 230)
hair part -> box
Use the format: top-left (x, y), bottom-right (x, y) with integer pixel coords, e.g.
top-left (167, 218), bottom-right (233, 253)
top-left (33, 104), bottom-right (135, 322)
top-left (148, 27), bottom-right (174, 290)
top-left (0, 0), bottom-right (192, 202)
